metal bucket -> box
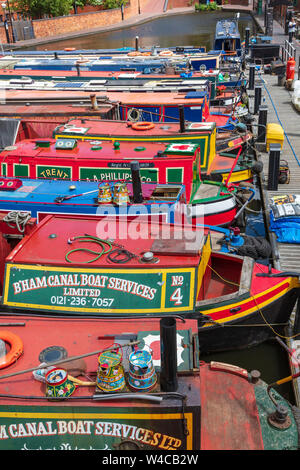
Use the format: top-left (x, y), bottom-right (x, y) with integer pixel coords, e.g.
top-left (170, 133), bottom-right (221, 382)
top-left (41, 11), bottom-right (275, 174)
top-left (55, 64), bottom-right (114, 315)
top-left (113, 182), bottom-right (130, 206)
top-left (98, 183), bottom-right (113, 204)
top-left (45, 367), bottom-right (77, 399)
top-left (128, 346), bottom-right (157, 392)
top-left (96, 344), bottom-right (125, 393)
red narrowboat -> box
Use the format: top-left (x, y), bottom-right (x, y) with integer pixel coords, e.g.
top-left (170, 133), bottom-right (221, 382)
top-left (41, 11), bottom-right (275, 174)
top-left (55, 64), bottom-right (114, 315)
top-left (0, 214), bottom-right (299, 354)
top-left (0, 139), bottom-right (245, 227)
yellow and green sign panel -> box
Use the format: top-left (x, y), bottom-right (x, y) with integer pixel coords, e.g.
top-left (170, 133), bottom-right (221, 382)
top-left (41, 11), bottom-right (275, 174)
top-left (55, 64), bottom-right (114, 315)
top-left (3, 264), bottom-right (196, 314)
top-left (0, 406), bottom-right (197, 450)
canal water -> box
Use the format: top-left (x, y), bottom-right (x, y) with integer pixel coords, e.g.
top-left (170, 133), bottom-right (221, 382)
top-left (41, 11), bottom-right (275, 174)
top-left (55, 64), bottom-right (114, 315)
top-left (29, 11), bottom-right (256, 51)
top-left (26, 11), bottom-right (295, 405)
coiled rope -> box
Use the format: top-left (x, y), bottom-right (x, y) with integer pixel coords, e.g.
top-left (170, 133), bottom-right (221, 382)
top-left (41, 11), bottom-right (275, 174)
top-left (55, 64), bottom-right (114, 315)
top-left (3, 211), bottom-right (31, 233)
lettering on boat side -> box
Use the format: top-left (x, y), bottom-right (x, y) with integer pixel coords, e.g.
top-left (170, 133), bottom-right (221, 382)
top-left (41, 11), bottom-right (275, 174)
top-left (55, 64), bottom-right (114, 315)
top-left (37, 165), bottom-right (72, 180)
top-left (108, 162), bottom-right (155, 168)
top-left (3, 265), bottom-right (195, 313)
top-left (79, 167), bottom-right (158, 182)
top-left (0, 414), bottom-right (194, 450)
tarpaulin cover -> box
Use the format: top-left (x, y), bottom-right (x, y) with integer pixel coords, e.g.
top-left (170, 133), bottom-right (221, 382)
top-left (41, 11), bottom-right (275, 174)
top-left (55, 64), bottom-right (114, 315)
top-left (270, 195), bottom-right (300, 243)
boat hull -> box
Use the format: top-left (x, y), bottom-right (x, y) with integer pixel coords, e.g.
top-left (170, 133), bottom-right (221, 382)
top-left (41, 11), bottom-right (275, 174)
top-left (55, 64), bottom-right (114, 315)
top-left (198, 286), bottom-right (300, 354)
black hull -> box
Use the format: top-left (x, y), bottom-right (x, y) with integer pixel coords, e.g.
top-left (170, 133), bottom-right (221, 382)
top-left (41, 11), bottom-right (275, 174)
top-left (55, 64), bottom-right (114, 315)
top-left (197, 288), bottom-right (300, 355)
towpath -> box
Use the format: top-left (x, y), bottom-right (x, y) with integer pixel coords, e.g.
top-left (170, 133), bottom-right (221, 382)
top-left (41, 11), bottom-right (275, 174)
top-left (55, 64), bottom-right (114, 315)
top-left (251, 13), bottom-right (300, 272)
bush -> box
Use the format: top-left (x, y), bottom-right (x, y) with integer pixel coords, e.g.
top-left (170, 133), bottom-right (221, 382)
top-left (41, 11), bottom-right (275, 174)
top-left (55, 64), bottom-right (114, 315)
top-left (195, 1), bottom-right (220, 11)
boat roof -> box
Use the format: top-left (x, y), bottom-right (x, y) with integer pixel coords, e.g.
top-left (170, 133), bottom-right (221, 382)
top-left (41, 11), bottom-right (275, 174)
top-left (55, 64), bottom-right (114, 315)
top-left (54, 119), bottom-right (216, 138)
top-left (6, 214), bottom-right (204, 268)
top-left (215, 19), bottom-right (240, 39)
top-left (0, 178), bottom-right (184, 205)
top-left (0, 68), bottom-right (219, 79)
top-left (0, 314), bottom-right (198, 406)
top-left (1, 89), bottom-right (208, 106)
top-left (1, 138), bottom-right (200, 161)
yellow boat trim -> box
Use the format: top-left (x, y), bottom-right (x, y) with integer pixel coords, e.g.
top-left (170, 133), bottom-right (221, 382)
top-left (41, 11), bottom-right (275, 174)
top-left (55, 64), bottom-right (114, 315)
top-left (201, 278), bottom-right (295, 326)
top-left (0, 411), bottom-right (193, 449)
top-left (3, 264), bottom-right (196, 314)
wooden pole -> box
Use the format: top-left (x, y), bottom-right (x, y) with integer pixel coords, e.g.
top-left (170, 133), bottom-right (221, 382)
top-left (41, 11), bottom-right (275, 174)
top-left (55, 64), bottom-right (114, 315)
top-left (0, 340), bottom-right (139, 381)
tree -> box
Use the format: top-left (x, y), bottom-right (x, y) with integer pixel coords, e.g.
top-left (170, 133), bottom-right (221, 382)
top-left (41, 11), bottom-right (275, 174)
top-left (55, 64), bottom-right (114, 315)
top-left (10, 0), bottom-right (75, 18)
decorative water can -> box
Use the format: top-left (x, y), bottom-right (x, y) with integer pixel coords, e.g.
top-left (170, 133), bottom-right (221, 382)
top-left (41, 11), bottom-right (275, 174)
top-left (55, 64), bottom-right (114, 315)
top-left (96, 344), bottom-right (125, 393)
top-left (98, 183), bottom-right (112, 204)
top-left (128, 346), bottom-right (157, 392)
top-left (45, 367), bottom-right (77, 399)
top-left (113, 182), bottom-right (130, 206)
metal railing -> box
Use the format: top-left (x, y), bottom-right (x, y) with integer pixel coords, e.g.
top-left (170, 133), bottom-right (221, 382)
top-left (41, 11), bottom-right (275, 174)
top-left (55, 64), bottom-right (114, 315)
top-left (281, 39), bottom-right (296, 63)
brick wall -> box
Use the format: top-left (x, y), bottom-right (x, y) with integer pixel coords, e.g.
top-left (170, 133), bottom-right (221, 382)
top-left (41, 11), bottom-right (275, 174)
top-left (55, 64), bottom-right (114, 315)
top-left (32, 0), bottom-right (148, 40)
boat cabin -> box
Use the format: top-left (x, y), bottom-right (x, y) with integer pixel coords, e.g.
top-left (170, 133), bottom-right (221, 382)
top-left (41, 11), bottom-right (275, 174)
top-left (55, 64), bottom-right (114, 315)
top-left (0, 213), bottom-right (219, 316)
top-left (214, 20), bottom-right (241, 56)
top-left (0, 139), bottom-right (207, 202)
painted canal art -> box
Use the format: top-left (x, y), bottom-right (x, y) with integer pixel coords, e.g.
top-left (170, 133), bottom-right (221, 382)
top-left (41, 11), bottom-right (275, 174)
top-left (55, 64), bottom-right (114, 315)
top-left (3, 264), bottom-right (196, 314)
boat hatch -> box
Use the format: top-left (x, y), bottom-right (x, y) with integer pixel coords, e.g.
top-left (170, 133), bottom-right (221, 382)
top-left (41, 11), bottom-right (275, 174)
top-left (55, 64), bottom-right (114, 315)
top-left (9, 77), bottom-right (33, 85)
top-left (54, 81), bottom-right (85, 88)
top-left (149, 185), bottom-right (182, 201)
top-left (118, 73), bottom-right (141, 78)
top-left (61, 126), bottom-right (89, 134)
top-left (85, 80), bottom-right (107, 86)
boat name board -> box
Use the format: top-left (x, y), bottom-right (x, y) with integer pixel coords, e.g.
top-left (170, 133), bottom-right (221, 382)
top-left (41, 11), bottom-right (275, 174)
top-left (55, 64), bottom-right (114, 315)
top-left (3, 264), bottom-right (195, 314)
top-left (0, 405), bottom-right (197, 450)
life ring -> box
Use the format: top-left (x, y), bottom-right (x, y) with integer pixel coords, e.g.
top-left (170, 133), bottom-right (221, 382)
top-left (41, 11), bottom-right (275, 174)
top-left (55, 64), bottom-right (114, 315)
top-left (132, 122), bottom-right (155, 131)
top-left (0, 331), bottom-right (23, 369)
top-left (64, 47), bottom-right (76, 52)
top-left (141, 52), bottom-right (151, 56)
top-left (127, 51), bottom-right (141, 57)
top-left (159, 50), bottom-right (173, 57)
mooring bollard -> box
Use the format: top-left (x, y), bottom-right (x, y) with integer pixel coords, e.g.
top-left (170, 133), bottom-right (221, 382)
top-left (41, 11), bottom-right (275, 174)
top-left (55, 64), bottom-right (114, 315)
top-left (257, 105), bottom-right (268, 143)
top-left (249, 64), bottom-right (255, 90)
top-left (135, 36), bottom-right (139, 51)
top-left (245, 27), bottom-right (250, 55)
top-left (254, 85), bottom-right (262, 114)
top-left (267, 143), bottom-right (281, 191)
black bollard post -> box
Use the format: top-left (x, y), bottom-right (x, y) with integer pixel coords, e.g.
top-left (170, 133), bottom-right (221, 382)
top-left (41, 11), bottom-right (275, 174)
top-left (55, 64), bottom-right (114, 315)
top-left (245, 27), bottom-right (250, 54)
top-left (130, 161), bottom-right (143, 203)
top-left (160, 317), bottom-right (178, 392)
top-left (179, 105), bottom-right (185, 133)
top-left (267, 143), bottom-right (281, 191)
top-left (257, 105), bottom-right (268, 143)
top-left (254, 85), bottom-right (262, 114)
top-left (249, 64), bottom-right (255, 90)
top-left (135, 36), bottom-right (139, 51)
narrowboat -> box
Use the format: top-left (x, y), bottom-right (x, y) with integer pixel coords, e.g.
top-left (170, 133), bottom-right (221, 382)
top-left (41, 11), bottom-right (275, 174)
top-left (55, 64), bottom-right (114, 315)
top-left (0, 77), bottom-right (213, 99)
top-left (0, 214), bottom-right (299, 354)
top-left (0, 89), bottom-right (236, 130)
top-left (214, 19), bottom-right (242, 57)
top-left (0, 140), bottom-right (241, 227)
top-left (0, 314), bottom-right (298, 450)
top-left (11, 52), bottom-right (221, 73)
top-left (51, 118), bottom-right (254, 183)
top-left (3, 117), bottom-right (253, 184)
top-left (0, 67), bottom-right (245, 93)
top-left (0, 177), bottom-right (188, 224)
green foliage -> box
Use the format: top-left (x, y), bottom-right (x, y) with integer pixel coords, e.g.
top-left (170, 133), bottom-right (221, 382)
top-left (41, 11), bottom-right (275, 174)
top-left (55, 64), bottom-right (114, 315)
top-left (102, 0), bottom-right (127, 8)
top-left (10, 0), bottom-right (74, 18)
top-left (195, 1), bottom-right (220, 11)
